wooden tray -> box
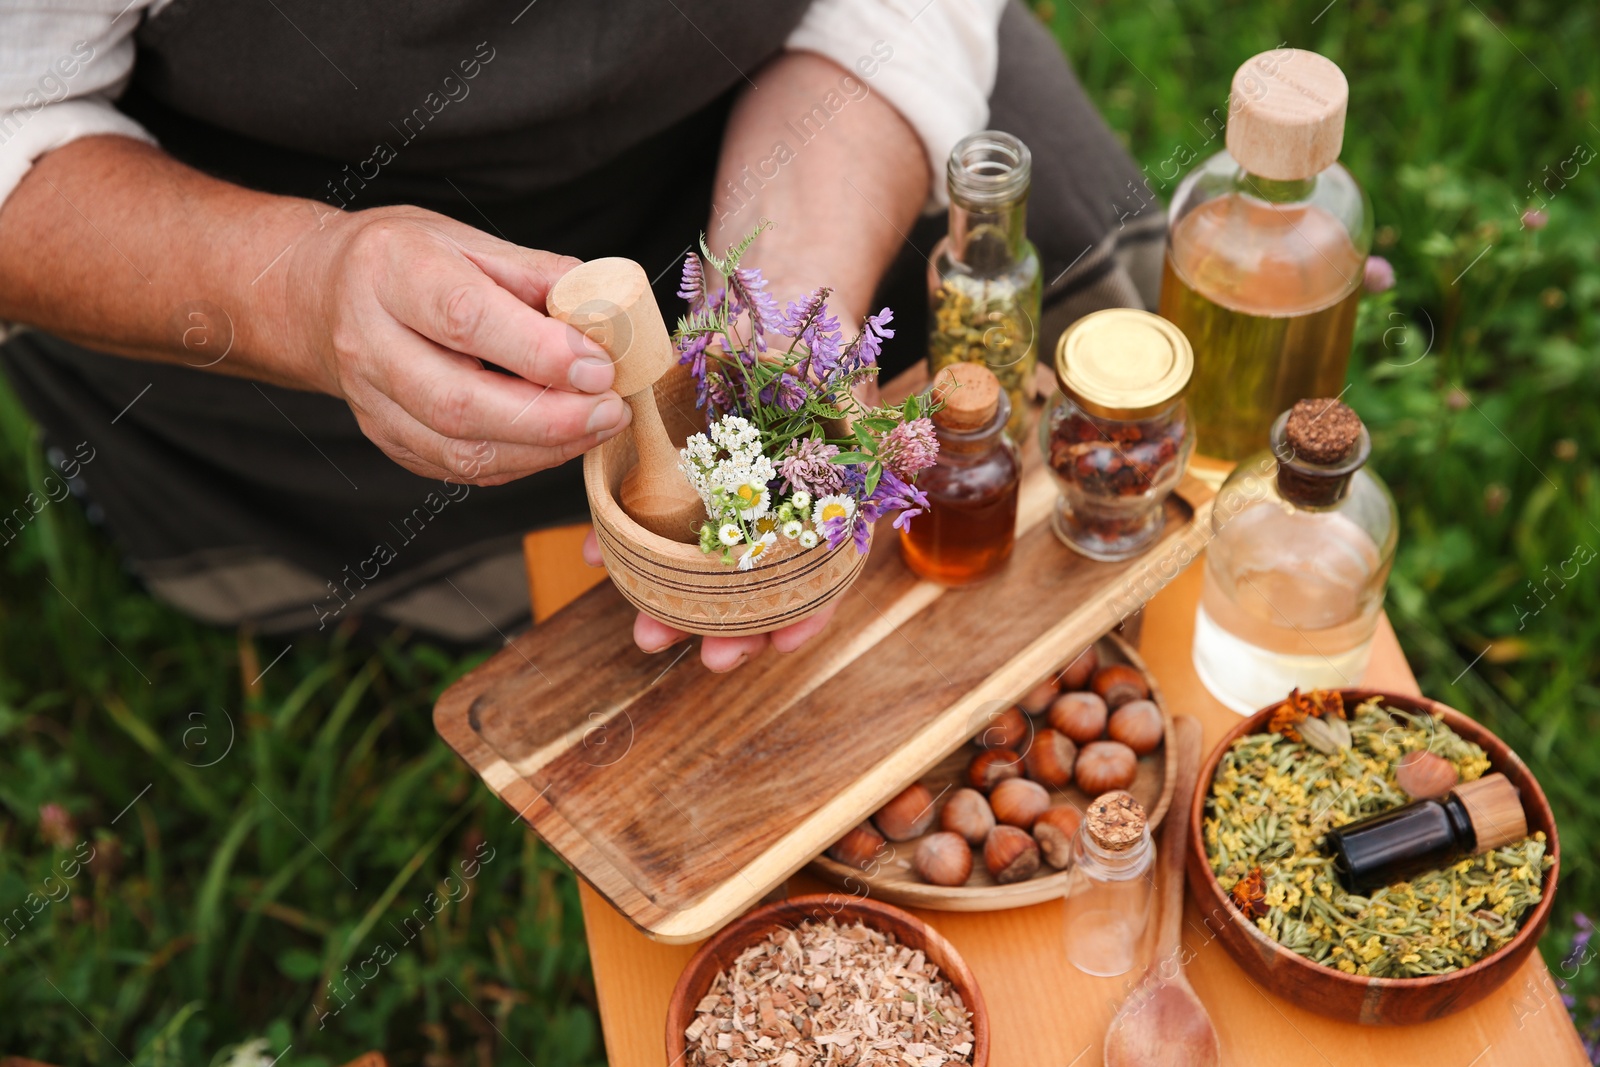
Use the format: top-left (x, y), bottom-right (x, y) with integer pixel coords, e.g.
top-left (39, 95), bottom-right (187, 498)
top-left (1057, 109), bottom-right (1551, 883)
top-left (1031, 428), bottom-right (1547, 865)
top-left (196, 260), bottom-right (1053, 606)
top-left (805, 632), bottom-right (1174, 910)
top-left (435, 393), bottom-right (1216, 943)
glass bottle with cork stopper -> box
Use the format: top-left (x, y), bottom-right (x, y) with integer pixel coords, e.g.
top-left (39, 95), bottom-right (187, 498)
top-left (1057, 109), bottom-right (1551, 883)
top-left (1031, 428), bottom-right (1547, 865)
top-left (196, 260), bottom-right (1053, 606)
top-left (1063, 790), bottom-right (1155, 977)
top-left (1040, 308), bottom-right (1194, 561)
top-left (1193, 398), bottom-right (1398, 714)
top-left (1160, 48), bottom-right (1373, 466)
top-left (928, 130), bottom-right (1042, 441)
top-left (1325, 773), bottom-right (1526, 893)
top-left (900, 362), bottom-right (1020, 585)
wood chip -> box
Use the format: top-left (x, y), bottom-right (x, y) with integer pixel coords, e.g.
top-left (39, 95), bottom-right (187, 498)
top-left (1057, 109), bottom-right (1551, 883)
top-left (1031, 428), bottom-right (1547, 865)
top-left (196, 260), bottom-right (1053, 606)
top-left (684, 918), bottom-right (973, 1066)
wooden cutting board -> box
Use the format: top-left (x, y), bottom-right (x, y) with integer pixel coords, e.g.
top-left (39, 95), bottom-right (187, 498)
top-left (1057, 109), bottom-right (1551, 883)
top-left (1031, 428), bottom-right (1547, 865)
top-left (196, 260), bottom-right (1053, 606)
top-left (435, 401), bottom-right (1216, 943)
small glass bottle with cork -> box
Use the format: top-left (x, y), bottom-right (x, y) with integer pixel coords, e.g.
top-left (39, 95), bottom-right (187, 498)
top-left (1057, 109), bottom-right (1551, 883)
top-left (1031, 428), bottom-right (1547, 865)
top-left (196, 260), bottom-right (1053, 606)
top-left (1040, 308), bottom-right (1195, 561)
top-left (900, 362), bottom-right (1021, 585)
top-left (928, 130), bottom-right (1042, 442)
top-left (1193, 398), bottom-right (1398, 714)
top-left (1063, 791), bottom-right (1154, 977)
top-left (1160, 48), bottom-right (1373, 466)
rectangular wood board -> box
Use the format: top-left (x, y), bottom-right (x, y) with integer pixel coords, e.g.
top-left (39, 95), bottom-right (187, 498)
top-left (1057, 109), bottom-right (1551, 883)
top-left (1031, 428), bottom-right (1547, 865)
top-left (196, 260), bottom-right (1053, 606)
top-left (435, 407), bottom-right (1216, 943)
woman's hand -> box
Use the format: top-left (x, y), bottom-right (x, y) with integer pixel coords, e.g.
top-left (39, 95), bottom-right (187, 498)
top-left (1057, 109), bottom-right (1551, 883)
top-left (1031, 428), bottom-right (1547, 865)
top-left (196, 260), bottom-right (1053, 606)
top-left (292, 207), bottom-right (632, 485)
top-left (581, 529), bottom-right (841, 671)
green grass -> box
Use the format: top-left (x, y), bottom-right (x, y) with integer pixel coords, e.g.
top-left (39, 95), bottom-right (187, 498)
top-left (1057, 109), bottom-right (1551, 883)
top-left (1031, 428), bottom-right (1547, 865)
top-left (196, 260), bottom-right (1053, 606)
top-left (2, 0), bottom-right (1598, 1062)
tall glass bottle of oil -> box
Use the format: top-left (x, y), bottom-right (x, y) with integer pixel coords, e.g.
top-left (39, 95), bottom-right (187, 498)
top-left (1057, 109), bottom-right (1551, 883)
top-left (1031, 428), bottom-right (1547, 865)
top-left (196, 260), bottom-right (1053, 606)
top-left (1159, 48), bottom-right (1373, 464)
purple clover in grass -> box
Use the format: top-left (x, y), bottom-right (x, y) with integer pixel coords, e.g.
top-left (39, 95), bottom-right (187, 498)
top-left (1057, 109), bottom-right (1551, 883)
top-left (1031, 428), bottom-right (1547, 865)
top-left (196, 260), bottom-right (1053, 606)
top-left (1363, 255), bottom-right (1395, 294)
top-left (672, 224), bottom-right (941, 563)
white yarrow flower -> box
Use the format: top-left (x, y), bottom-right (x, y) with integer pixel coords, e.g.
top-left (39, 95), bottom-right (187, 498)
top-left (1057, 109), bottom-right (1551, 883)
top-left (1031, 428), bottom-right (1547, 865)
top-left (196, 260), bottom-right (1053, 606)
top-left (781, 520), bottom-right (803, 539)
top-left (799, 529), bottom-right (820, 549)
top-left (718, 523), bottom-right (743, 546)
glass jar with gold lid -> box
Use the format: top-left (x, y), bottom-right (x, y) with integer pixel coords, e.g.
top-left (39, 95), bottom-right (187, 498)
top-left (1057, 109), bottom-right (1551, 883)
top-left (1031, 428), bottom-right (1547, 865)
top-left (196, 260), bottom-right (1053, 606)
top-left (1040, 309), bottom-right (1194, 561)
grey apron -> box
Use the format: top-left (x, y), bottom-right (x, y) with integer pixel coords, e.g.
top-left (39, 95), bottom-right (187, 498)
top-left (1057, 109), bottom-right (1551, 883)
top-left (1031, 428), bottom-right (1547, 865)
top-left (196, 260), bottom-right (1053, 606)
top-left (1, 0), bottom-right (1160, 640)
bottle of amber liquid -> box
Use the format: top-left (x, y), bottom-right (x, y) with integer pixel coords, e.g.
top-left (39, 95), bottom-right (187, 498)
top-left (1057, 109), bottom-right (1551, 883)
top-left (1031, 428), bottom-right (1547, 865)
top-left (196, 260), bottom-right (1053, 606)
top-left (1160, 49), bottom-right (1373, 463)
top-left (900, 363), bottom-right (1020, 585)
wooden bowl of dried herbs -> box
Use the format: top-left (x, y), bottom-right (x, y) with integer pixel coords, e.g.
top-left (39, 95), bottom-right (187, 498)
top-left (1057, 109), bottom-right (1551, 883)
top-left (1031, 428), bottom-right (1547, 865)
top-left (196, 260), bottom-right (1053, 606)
top-left (1187, 689), bottom-right (1559, 1026)
top-left (667, 893), bottom-right (989, 1066)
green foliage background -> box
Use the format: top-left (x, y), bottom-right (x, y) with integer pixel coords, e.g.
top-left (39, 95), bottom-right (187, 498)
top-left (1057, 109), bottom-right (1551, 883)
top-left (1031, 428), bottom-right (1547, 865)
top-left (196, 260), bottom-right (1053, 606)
top-left (1, 0), bottom-right (1596, 1062)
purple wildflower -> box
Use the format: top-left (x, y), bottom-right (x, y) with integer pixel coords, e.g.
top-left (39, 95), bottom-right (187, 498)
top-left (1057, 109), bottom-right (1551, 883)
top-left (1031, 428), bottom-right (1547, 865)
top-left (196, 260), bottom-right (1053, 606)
top-left (39, 803), bottom-right (75, 849)
top-left (819, 512), bottom-right (857, 552)
top-left (780, 288), bottom-right (843, 380)
top-left (677, 332), bottom-right (712, 405)
top-left (838, 308), bottom-right (895, 373)
top-left (761, 373), bottom-right (808, 413)
top-left (1522, 208), bottom-right (1549, 231)
top-left (729, 266), bottom-right (780, 349)
top-left (779, 436), bottom-right (844, 496)
top-left (678, 253), bottom-right (707, 310)
top-left (1363, 256), bottom-right (1395, 294)
top-left (878, 417), bottom-right (939, 479)
top-left (866, 469), bottom-right (929, 534)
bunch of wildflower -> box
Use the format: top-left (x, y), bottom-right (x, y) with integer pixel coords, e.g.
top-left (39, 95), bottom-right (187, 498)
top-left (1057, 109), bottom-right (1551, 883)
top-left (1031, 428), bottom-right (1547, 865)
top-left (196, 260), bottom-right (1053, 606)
top-left (672, 224), bottom-right (941, 566)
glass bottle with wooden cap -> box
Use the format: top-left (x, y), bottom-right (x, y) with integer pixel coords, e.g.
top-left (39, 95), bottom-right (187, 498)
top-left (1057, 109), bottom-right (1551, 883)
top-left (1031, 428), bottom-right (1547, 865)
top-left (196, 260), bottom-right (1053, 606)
top-left (1160, 48), bottom-right (1373, 464)
top-left (1193, 398), bottom-right (1398, 714)
top-left (900, 362), bottom-right (1021, 585)
top-left (928, 130), bottom-right (1042, 441)
top-left (1063, 791), bottom-right (1154, 977)
top-left (1325, 773), bottom-right (1526, 893)
top-left (1040, 308), bottom-right (1194, 561)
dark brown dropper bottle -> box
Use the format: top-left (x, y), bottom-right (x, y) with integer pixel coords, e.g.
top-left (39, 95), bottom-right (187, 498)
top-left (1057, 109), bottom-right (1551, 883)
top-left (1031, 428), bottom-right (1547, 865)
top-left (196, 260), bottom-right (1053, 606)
top-left (1324, 773), bottom-right (1526, 893)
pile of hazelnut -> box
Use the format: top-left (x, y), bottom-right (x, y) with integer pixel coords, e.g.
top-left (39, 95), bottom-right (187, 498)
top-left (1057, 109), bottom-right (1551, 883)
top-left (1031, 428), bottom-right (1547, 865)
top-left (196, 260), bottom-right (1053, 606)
top-left (825, 645), bottom-right (1164, 889)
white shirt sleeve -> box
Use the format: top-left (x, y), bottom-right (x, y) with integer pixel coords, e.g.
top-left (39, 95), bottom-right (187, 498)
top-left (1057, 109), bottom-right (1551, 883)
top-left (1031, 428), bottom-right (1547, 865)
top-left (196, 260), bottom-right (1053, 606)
top-left (0, 2), bottom-right (165, 215)
top-left (786, 0), bottom-right (1006, 210)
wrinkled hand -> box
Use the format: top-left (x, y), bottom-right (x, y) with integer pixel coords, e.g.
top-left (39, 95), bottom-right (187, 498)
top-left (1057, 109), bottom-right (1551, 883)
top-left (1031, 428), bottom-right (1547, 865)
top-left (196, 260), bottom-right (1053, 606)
top-left (293, 206), bottom-right (631, 485)
top-left (582, 529), bottom-right (839, 671)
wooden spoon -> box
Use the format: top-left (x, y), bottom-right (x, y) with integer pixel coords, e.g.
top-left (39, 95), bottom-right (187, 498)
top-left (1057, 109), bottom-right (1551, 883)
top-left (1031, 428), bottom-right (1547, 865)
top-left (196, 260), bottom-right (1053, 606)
top-left (546, 258), bottom-right (704, 543)
top-left (1104, 714), bottom-right (1220, 1067)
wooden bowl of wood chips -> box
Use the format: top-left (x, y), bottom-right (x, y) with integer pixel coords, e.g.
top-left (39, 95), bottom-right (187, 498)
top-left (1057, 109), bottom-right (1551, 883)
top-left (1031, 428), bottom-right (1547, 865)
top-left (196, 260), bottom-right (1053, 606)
top-left (666, 893), bottom-right (989, 1066)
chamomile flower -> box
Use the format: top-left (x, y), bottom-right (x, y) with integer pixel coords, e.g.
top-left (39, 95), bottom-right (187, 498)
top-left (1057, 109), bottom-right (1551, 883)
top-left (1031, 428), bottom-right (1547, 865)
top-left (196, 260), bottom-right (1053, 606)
top-left (791, 490), bottom-right (811, 511)
top-left (754, 514), bottom-right (780, 537)
top-left (812, 494), bottom-right (856, 527)
top-left (718, 523), bottom-right (743, 546)
top-left (799, 529), bottom-right (820, 549)
top-left (781, 520), bottom-right (803, 540)
top-left (736, 531), bottom-right (778, 571)
top-left (731, 479), bottom-right (771, 520)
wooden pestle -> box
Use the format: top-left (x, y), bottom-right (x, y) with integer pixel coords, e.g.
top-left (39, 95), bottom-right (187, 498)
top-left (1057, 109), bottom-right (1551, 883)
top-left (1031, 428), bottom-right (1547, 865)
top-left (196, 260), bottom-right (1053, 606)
top-left (546, 258), bottom-right (705, 543)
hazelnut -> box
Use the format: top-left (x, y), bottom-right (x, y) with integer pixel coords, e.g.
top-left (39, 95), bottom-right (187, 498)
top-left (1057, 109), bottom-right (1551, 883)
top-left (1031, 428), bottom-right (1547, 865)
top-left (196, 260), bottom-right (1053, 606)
top-left (1055, 645), bottom-right (1100, 691)
top-left (990, 777), bottom-right (1050, 829)
top-left (1108, 699), bottom-right (1164, 755)
top-left (1091, 664), bottom-right (1150, 709)
top-left (1018, 679), bottom-right (1060, 717)
top-left (967, 748), bottom-right (1024, 791)
top-left (873, 783), bottom-right (936, 841)
top-left (983, 825), bottom-right (1041, 884)
top-left (1023, 728), bottom-right (1077, 787)
top-left (1048, 691), bottom-right (1108, 744)
top-left (940, 788), bottom-right (996, 845)
top-left (973, 705), bottom-right (1030, 750)
top-left (1033, 805), bottom-right (1084, 869)
top-left (913, 831), bottom-right (974, 887)
top-left (1074, 740), bottom-right (1139, 795)
top-left (827, 823), bottom-right (885, 870)
top-left (1396, 750), bottom-right (1459, 799)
